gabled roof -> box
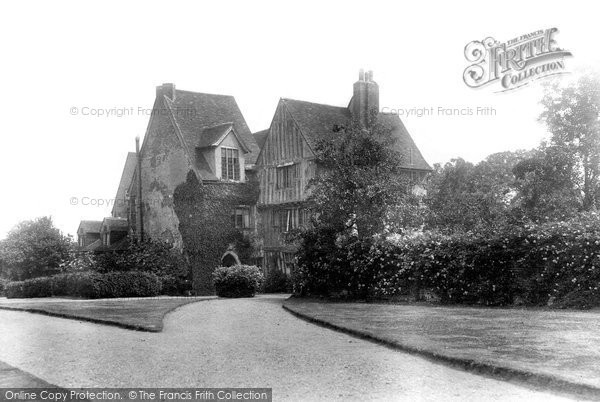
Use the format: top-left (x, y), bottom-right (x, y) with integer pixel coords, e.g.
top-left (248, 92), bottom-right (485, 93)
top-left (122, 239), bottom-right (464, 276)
top-left (112, 152), bottom-right (137, 218)
top-left (280, 98), bottom-right (431, 171)
top-left (162, 89), bottom-right (260, 165)
top-left (104, 236), bottom-right (130, 251)
top-left (101, 217), bottom-right (129, 232)
top-left (77, 220), bottom-right (102, 234)
top-left (198, 123), bottom-right (250, 152)
top-left (252, 129), bottom-right (269, 149)
top-left (281, 98), bottom-right (350, 148)
top-left (83, 239), bottom-right (102, 251)
top-left (376, 114), bottom-right (432, 171)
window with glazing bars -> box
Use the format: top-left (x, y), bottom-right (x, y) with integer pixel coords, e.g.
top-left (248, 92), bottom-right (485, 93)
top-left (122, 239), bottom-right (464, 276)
top-left (221, 148), bottom-right (240, 181)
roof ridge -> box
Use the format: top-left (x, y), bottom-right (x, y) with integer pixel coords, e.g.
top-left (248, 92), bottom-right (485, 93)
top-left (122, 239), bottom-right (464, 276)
top-left (281, 97), bottom-right (348, 110)
top-left (174, 88), bottom-right (235, 98)
top-left (204, 121), bottom-right (234, 128)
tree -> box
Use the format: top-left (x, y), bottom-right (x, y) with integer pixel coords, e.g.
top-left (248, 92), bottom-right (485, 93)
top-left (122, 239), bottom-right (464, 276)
top-left (0, 217), bottom-right (72, 281)
top-left (539, 73), bottom-right (600, 210)
top-left (307, 115), bottom-right (416, 239)
top-left (294, 115), bottom-right (421, 297)
top-left (512, 145), bottom-right (581, 221)
top-left (424, 151), bottom-right (530, 232)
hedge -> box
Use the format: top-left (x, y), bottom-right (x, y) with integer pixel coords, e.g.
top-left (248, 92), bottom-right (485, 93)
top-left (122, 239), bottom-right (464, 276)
top-left (295, 213), bottom-right (600, 308)
top-left (213, 265), bottom-right (263, 298)
top-left (262, 269), bottom-right (292, 293)
top-left (5, 271), bottom-right (161, 299)
top-left (0, 278), bottom-right (7, 297)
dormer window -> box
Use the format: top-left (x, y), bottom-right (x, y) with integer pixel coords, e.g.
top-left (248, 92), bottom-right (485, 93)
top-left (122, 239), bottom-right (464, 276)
top-left (221, 148), bottom-right (240, 181)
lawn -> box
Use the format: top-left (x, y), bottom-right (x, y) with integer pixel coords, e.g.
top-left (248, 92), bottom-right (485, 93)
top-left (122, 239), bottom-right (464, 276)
top-left (0, 296), bottom-right (215, 332)
top-left (283, 298), bottom-right (600, 393)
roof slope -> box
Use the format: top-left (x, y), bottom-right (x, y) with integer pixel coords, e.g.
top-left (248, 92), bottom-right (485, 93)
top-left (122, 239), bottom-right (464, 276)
top-left (77, 220), bottom-right (102, 234)
top-left (163, 90), bottom-right (260, 165)
top-left (281, 98), bottom-right (350, 148)
top-left (377, 114), bottom-right (432, 171)
top-left (281, 98), bottom-right (431, 171)
top-left (112, 152), bottom-right (137, 218)
top-left (253, 129), bottom-right (269, 149)
top-left (101, 217), bottom-right (129, 231)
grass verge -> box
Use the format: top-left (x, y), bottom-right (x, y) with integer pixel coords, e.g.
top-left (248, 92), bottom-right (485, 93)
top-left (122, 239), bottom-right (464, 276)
top-left (283, 297), bottom-right (600, 400)
top-left (0, 297), bottom-right (216, 332)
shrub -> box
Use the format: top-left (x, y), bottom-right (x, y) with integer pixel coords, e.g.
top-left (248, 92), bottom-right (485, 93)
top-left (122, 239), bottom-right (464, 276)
top-left (262, 269), bottom-right (291, 293)
top-left (213, 265), bottom-right (263, 298)
top-left (294, 212), bottom-right (600, 308)
top-left (5, 277), bottom-right (53, 298)
top-left (160, 276), bottom-right (192, 296)
top-left (0, 278), bottom-right (7, 297)
top-left (5, 271), bottom-right (161, 299)
top-left (92, 239), bottom-right (188, 280)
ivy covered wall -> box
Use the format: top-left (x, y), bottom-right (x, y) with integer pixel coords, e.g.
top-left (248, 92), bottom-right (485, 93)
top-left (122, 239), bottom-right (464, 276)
top-left (173, 171), bottom-right (260, 294)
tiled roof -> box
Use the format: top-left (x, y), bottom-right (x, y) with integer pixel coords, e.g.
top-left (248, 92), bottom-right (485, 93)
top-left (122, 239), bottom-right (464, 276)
top-left (252, 129), bottom-right (269, 149)
top-left (83, 239), bottom-right (102, 251)
top-left (376, 114), bottom-right (432, 171)
top-left (198, 123), bottom-right (250, 152)
top-left (112, 152), bottom-right (137, 218)
top-left (101, 217), bottom-right (129, 232)
top-left (77, 220), bottom-right (102, 234)
top-left (281, 98), bottom-right (431, 171)
top-left (199, 123), bottom-right (234, 147)
top-left (163, 90), bottom-right (260, 165)
top-left (281, 98), bottom-right (350, 148)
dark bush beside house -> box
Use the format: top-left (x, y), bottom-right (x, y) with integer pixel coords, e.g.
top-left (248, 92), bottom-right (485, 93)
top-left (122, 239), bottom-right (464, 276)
top-left (64, 239), bottom-right (189, 296)
top-left (6, 271), bottom-right (161, 299)
top-left (262, 269), bottom-right (292, 293)
top-left (213, 265), bottom-right (263, 298)
top-left (160, 275), bottom-right (193, 296)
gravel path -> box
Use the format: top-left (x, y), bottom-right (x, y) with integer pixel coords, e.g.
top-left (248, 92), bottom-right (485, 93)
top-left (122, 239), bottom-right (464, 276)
top-left (0, 295), bottom-right (574, 401)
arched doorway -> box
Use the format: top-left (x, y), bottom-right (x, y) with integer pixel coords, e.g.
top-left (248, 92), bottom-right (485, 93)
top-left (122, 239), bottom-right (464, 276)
top-left (221, 251), bottom-right (240, 267)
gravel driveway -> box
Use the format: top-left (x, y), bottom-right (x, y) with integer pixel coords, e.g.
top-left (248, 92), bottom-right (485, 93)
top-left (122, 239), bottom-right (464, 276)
top-left (0, 295), bottom-right (573, 401)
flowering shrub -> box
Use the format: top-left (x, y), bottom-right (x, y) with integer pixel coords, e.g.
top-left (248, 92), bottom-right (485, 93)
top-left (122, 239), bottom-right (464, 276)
top-left (213, 265), bottom-right (263, 298)
top-left (295, 213), bottom-right (600, 308)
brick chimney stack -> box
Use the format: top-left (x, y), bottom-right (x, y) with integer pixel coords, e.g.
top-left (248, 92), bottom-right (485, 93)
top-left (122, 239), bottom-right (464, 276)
top-left (350, 69), bottom-right (379, 127)
top-left (156, 83), bottom-right (176, 100)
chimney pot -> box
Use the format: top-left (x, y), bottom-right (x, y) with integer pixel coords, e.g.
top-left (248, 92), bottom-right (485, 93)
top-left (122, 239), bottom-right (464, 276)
top-left (351, 69), bottom-right (379, 127)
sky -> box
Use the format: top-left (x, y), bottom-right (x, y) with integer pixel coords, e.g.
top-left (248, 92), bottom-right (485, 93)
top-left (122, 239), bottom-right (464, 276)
top-left (0, 0), bottom-right (597, 239)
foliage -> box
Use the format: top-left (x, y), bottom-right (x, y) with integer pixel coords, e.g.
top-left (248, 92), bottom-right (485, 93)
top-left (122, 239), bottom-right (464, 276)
top-left (212, 265), bottom-right (263, 298)
top-left (160, 275), bottom-right (193, 296)
top-left (513, 145), bottom-right (582, 222)
top-left (59, 249), bottom-right (96, 273)
top-left (6, 271), bottom-right (161, 299)
top-left (0, 217), bottom-right (72, 281)
top-left (174, 171), bottom-right (259, 294)
top-left (294, 213), bottom-right (600, 309)
top-left (92, 238), bottom-right (188, 278)
top-left (424, 152), bottom-right (532, 232)
top-left (539, 73), bottom-right (600, 211)
top-left (262, 269), bottom-right (292, 293)
top-left (0, 277), bottom-right (6, 296)
top-left (308, 115), bottom-right (416, 239)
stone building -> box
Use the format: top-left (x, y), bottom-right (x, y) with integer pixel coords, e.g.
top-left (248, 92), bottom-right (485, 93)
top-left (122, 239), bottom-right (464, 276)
top-left (77, 70), bottom-right (431, 289)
